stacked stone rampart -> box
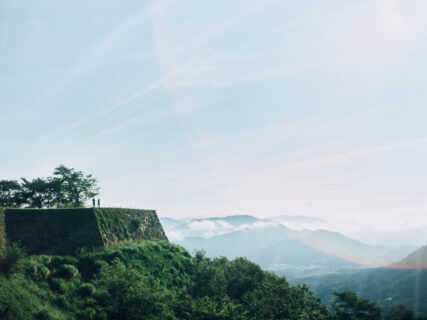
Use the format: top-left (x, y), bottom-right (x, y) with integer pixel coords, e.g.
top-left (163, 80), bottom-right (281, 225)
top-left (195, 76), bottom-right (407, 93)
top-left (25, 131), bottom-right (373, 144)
top-left (2, 208), bottom-right (167, 254)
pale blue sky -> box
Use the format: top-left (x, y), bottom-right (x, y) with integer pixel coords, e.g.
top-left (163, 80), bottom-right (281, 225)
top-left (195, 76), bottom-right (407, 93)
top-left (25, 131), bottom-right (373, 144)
top-left (1, 0), bottom-right (427, 234)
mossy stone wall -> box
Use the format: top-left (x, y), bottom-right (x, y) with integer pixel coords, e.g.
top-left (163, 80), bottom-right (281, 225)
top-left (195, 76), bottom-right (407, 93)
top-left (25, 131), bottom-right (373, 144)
top-left (0, 208), bottom-right (6, 248)
top-left (4, 208), bottom-right (168, 254)
top-left (94, 208), bottom-right (168, 246)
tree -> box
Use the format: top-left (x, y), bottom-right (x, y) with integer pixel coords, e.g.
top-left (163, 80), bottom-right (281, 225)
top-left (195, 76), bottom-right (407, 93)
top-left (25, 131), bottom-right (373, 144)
top-left (20, 178), bottom-right (58, 208)
top-left (52, 165), bottom-right (99, 207)
top-left (383, 305), bottom-right (415, 320)
top-left (0, 180), bottom-right (22, 208)
top-left (332, 291), bottom-right (381, 320)
top-left (1, 165), bottom-right (99, 208)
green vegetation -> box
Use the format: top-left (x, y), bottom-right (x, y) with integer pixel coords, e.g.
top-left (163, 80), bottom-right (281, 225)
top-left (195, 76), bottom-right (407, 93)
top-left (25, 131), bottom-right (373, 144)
top-left (332, 290), bottom-right (381, 320)
top-left (0, 208), bottom-right (6, 248)
top-left (296, 267), bottom-right (427, 317)
top-left (95, 208), bottom-right (167, 245)
top-left (0, 240), bottom-right (423, 319)
top-left (0, 165), bottom-right (99, 208)
top-left (0, 241), bottom-right (333, 319)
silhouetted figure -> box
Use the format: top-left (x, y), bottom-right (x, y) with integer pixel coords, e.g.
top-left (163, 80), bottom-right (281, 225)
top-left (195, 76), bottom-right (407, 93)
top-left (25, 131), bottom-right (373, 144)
top-left (92, 198), bottom-right (95, 207)
top-left (97, 199), bottom-right (100, 207)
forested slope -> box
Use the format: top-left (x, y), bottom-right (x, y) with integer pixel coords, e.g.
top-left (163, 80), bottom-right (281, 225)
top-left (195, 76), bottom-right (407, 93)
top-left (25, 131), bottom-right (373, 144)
top-left (0, 241), bottom-right (330, 319)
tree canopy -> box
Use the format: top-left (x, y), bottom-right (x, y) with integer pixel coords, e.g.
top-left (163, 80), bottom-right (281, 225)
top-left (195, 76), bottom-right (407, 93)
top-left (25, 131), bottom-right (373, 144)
top-left (0, 165), bottom-right (99, 208)
top-left (332, 290), bottom-right (381, 320)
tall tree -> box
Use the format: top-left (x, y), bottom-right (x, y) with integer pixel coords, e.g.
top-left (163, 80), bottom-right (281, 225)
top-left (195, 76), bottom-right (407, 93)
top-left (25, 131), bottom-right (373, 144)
top-left (20, 178), bottom-right (57, 208)
top-left (52, 165), bottom-right (99, 207)
top-left (0, 180), bottom-right (22, 208)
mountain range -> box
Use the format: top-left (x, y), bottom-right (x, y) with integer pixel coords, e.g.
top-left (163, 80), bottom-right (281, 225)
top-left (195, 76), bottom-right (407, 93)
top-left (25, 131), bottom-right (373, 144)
top-left (160, 215), bottom-right (416, 279)
top-left (394, 244), bottom-right (427, 268)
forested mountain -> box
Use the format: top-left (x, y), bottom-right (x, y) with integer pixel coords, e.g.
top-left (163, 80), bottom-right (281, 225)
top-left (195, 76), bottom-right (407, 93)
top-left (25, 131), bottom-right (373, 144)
top-left (1, 240), bottom-right (424, 319)
top-left (294, 259), bottom-right (427, 317)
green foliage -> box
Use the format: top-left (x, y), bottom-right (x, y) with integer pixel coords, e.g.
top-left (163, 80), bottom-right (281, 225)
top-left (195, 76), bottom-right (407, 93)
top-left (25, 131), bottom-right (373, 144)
top-left (94, 208), bottom-right (168, 245)
top-left (0, 165), bottom-right (99, 209)
top-left (299, 267), bottom-right (427, 316)
top-left (53, 264), bottom-right (79, 280)
top-left (0, 208), bottom-right (6, 248)
top-left (35, 308), bottom-right (62, 320)
top-left (0, 180), bottom-right (22, 207)
top-left (332, 290), bottom-right (382, 320)
top-left (20, 178), bottom-right (59, 209)
top-left (25, 260), bottom-right (50, 281)
top-left (0, 241), bottom-right (334, 319)
top-left (77, 283), bottom-right (95, 298)
top-left (131, 217), bottom-right (142, 230)
top-left (52, 165), bottom-right (99, 208)
top-left (383, 305), bottom-right (415, 320)
top-left (3, 239), bottom-right (425, 320)
top-left (0, 243), bottom-right (27, 276)
top-left (94, 258), bottom-right (175, 320)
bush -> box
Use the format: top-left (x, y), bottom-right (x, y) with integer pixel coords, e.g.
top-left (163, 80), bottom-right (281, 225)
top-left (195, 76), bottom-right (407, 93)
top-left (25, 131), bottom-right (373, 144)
top-left (77, 283), bottom-right (96, 298)
top-left (49, 256), bottom-right (77, 267)
top-left (48, 278), bottom-right (69, 293)
top-left (33, 255), bottom-right (52, 266)
top-left (75, 307), bottom-right (101, 320)
top-left (0, 243), bottom-right (26, 276)
top-left (53, 264), bottom-right (79, 280)
top-left (25, 262), bottom-right (50, 281)
top-left (131, 218), bottom-right (141, 230)
top-left (35, 308), bottom-right (60, 320)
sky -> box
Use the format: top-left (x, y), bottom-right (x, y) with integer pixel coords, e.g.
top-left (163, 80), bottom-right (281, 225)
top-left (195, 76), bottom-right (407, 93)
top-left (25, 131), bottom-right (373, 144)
top-left (1, 0), bottom-right (427, 237)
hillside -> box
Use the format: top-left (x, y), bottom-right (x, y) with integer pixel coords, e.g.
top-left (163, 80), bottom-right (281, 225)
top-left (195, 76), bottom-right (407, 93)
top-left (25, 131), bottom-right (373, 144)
top-left (0, 241), bottom-right (332, 319)
top-left (294, 266), bottom-right (427, 317)
top-left (395, 245), bottom-right (427, 268)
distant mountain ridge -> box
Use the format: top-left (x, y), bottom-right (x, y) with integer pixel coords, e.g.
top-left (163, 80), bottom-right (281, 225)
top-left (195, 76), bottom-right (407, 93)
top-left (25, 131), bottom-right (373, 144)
top-left (394, 244), bottom-right (427, 268)
top-left (160, 214), bottom-right (415, 278)
top-left (294, 244), bottom-right (427, 317)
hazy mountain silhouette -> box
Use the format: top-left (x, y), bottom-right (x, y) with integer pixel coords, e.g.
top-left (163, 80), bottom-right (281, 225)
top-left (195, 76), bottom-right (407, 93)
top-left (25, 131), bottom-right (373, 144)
top-left (294, 244), bottom-right (427, 317)
top-left (394, 244), bottom-right (427, 268)
top-left (162, 215), bottom-right (415, 278)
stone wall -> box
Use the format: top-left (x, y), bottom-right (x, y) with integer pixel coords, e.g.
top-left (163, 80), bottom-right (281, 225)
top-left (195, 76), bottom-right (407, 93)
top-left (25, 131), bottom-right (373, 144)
top-left (4, 208), bottom-right (168, 254)
top-left (0, 208), bottom-right (6, 248)
top-left (94, 208), bottom-right (168, 246)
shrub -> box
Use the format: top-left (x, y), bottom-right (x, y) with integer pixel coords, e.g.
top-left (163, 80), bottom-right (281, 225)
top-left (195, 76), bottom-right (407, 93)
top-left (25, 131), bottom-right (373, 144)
top-left (35, 308), bottom-right (60, 320)
top-left (49, 256), bottom-right (77, 268)
top-left (77, 283), bottom-right (96, 298)
top-left (75, 307), bottom-right (101, 320)
top-left (131, 218), bottom-right (141, 230)
top-left (0, 243), bottom-right (26, 276)
top-left (25, 262), bottom-right (50, 281)
top-left (53, 264), bottom-right (79, 280)
top-left (48, 277), bottom-right (69, 293)
top-left (33, 255), bottom-right (52, 266)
